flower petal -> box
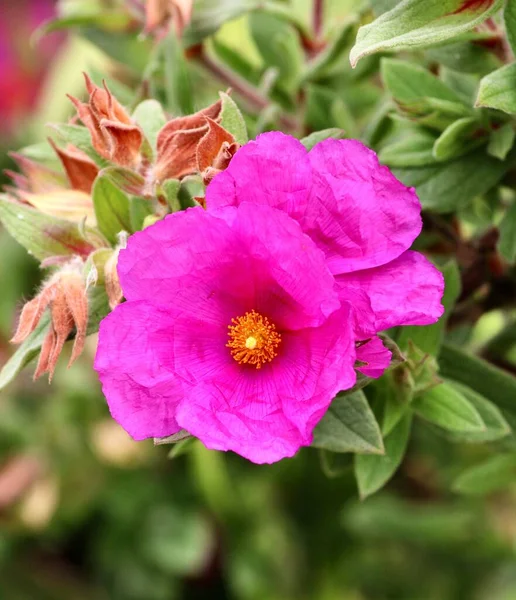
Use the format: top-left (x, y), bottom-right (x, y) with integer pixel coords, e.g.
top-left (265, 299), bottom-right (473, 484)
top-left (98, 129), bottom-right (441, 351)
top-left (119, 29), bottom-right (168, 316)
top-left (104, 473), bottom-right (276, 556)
top-left (119, 203), bottom-right (340, 331)
top-left (337, 251), bottom-right (445, 331)
top-left (304, 138), bottom-right (422, 274)
top-left (205, 131), bottom-right (312, 222)
top-left (94, 301), bottom-right (183, 440)
top-left (175, 305), bottom-right (356, 464)
top-left (356, 337), bottom-right (392, 378)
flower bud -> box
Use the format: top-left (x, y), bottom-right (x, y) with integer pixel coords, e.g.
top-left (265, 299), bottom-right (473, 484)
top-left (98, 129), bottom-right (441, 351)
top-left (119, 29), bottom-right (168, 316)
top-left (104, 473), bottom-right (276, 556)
top-left (11, 260), bottom-right (89, 381)
top-left (69, 74), bottom-right (143, 169)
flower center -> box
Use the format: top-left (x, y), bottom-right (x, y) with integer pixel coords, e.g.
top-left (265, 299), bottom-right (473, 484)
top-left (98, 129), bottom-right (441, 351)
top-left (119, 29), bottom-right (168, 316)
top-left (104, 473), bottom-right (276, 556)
top-left (227, 310), bottom-right (281, 369)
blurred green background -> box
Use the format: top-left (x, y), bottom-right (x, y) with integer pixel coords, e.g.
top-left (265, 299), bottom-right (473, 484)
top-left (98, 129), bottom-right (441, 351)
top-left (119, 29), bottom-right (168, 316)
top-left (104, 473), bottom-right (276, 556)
top-left (2, 1), bottom-right (516, 599)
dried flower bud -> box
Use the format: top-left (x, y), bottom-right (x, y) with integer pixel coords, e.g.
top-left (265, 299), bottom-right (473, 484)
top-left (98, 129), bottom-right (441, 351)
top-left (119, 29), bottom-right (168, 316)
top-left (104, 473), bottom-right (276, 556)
top-left (11, 261), bottom-right (89, 382)
top-left (5, 144), bottom-right (96, 224)
top-left (48, 139), bottom-right (99, 194)
top-left (196, 117), bottom-right (239, 185)
top-left (154, 99), bottom-right (223, 182)
top-left (69, 74), bottom-right (143, 169)
top-left (144, 0), bottom-right (193, 38)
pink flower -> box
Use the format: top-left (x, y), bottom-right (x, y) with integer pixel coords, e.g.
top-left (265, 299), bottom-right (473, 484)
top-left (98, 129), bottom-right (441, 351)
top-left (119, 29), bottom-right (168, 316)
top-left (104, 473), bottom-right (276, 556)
top-left (94, 133), bottom-right (444, 463)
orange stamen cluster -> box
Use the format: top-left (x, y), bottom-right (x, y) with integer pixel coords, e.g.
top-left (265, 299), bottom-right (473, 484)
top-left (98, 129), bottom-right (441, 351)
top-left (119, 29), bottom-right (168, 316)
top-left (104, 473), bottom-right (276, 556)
top-left (227, 310), bottom-right (281, 369)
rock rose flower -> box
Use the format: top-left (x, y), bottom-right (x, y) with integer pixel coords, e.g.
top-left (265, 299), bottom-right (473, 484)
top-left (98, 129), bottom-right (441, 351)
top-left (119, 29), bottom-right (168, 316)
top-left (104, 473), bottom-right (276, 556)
top-left (94, 133), bottom-right (444, 463)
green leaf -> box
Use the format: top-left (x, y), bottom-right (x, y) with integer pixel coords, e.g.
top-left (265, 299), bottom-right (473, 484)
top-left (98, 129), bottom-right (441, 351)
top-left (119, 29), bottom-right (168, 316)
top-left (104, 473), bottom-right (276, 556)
top-left (249, 12), bottom-right (303, 93)
top-left (0, 195), bottom-right (99, 261)
top-left (132, 100), bottom-right (167, 153)
top-left (312, 390), bottom-right (384, 455)
top-left (50, 123), bottom-right (105, 166)
top-left (487, 123), bottom-right (516, 160)
top-left (162, 31), bottom-right (193, 116)
top-left (168, 437), bottom-right (198, 459)
top-left (99, 167), bottom-right (146, 197)
top-left (350, 0), bottom-right (504, 67)
top-left (413, 382), bottom-right (485, 432)
top-left (379, 128), bottom-right (437, 167)
top-left (354, 413), bottom-right (412, 499)
top-left (433, 117), bottom-right (485, 161)
top-left (319, 450), bottom-right (353, 479)
top-left (504, 0), bottom-right (516, 57)
top-left (219, 92), bottom-right (248, 145)
top-left (498, 197), bottom-right (516, 263)
top-left (426, 41), bottom-right (501, 75)
top-left (300, 128), bottom-right (346, 151)
top-left (452, 454), bottom-right (516, 495)
top-left (443, 380), bottom-right (511, 442)
top-left (184, 0), bottom-right (261, 47)
top-left (397, 260), bottom-right (461, 356)
top-left (381, 59), bottom-right (469, 129)
top-left (393, 147), bottom-right (512, 213)
top-left (0, 286), bottom-right (109, 392)
top-left (160, 179), bottom-right (181, 212)
top-left (476, 63), bottom-right (516, 114)
top-left (130, 197), bottom-right (154, 232)
top-left (382, 58), bottom-right (463, 106)
top-left (439, 344), bottom-right (516, 430)
top-left (92, 176), bottom-right (132, 245)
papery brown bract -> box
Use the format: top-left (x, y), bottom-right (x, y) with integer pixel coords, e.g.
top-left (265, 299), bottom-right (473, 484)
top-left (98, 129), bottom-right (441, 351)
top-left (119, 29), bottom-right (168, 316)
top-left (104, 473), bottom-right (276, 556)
top-left (144, 0), bottom-right (193, 38)
top-left (11, 262), bottom-right (89, 382)
top-left (69, 74), bottom-right (143, 169)
top-left (48, 139), bottom-right (99, 194)
top-left (154, 99), bottom-right (223, 182)
top-left (196, 117), bottom-right (240, 185)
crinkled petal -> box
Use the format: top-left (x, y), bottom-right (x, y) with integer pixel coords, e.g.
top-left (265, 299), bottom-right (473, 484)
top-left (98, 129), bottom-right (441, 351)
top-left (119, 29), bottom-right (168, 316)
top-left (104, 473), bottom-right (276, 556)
top-left (94, 301), bottom-right (183, 440)
top-left (175, 305), bottom-right (356, 464)
top-left (337, 251), bottom-right (445, 331)
top-left (119, 203), bottom-right (339, 331)
top-left (303, 139), bottom-right (422, 274)
top-left (356, 337), bottom-right (392, 378)
top-left (205, 132), bottom-right (311, 222)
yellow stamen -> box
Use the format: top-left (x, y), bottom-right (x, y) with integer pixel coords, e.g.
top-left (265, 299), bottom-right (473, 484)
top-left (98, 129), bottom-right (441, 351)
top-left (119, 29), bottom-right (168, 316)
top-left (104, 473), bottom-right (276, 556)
top-left (227, 310), bottom-right (281, 369)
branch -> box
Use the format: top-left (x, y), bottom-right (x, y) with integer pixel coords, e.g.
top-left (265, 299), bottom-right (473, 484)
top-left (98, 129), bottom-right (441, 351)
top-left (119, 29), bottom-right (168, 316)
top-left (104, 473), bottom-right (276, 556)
top-left (196, 50), bottom-right (299, 133)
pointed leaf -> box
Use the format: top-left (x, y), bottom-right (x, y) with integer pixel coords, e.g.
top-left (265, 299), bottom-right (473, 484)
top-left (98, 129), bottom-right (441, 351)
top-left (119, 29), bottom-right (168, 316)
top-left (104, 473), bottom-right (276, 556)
top-left (443, 380), bottom-right (511, 442)
top-left (312, 390), bottom-right (384, 455)
top-left (413, 382), bottom-right (485, 432)
top-left (487, 123), bottom-right (516, 160)
top-left (92, 176), bottom-right (132, 245)
top-left (453, 454), bottom-right (516, 495)
top-left (132, 100), bottom-right (167, 153)
top-left (476, 63), bottom-right (516, 114)
top-left (301, 128), bottom-right (346, 151)
top-left (219, 92), bottom-right (248, 145)
top-left (350, 0), bottom-right (504, 67)
top-left (354, 413), bottom-right (412, 499)
top-left (439, 343), bottom-right (516, 430)
top-left (0, 195), bottom-right (98, 261)
top-left (394, 147), bottom-right (512, 213)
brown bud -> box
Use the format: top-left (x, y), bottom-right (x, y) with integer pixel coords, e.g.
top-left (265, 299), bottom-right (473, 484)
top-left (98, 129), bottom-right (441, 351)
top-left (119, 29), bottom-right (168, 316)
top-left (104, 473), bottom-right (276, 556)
top-left (196, 117), bottom-right (236, 173)
top-left (69, 74), bottom-right (143, 169)
top-left (154, 99), bottom-right (222, 182)
top-left (145, 0), bottom-right (193, 38)
top-left (12, 263), bottom-right (89, 382)
top-left (48, 139), bottom-right (99, 194)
